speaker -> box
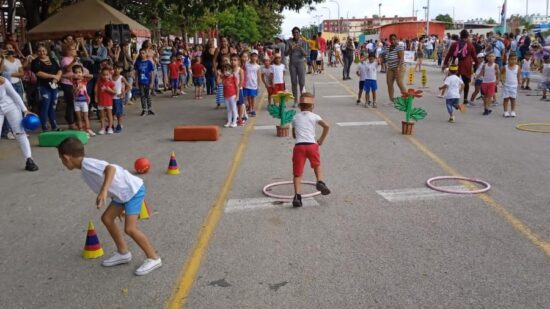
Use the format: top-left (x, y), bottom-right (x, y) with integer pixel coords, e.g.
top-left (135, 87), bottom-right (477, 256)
top-left (104, 24), bottom-right (131, 45)
top-left (120, 24), bottom-right (131, 44)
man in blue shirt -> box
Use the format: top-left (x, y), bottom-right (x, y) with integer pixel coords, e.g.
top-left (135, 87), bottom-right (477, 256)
top-left (492, 32), bottom-right (506, 68)
top-left (134, 49), bottom-right (155, 116)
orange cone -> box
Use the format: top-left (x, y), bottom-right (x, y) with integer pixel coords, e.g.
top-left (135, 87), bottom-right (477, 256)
top-left (138, 200), bottom-right (150, 219)
top-left (166, 152), bottom-right (180, 175)
top-left (83, 220), bottom-right (104, 259)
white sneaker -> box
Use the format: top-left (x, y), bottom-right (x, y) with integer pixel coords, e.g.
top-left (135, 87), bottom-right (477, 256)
top-left (98, 128), bottom-right (106, 135)
top-left (135, 258), bottom-right (162, 276)
top-left (6, 132), bottom-right (15, 140)
top-left (107, 128), bottom-right (114, 134)
top-left (230, 123), bottom-right (237, 128)
top-left (102, 251), bottom-right (132, 267)
top-left (510, 111), bottom-right (517, 117)
top-left (503, 111), bottom-right (510, 118)
top-left (86, 129), bottom-right (96, 137)
top-left (224, 122), bottom-right (231, 128)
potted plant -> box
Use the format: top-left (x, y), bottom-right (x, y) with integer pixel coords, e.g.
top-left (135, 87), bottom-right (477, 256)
top-left (268, 91), bottom-right (296, 137)
top-left (393, 89), bottom-right (427, 135)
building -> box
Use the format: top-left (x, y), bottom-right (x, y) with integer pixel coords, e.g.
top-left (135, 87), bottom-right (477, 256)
top-left (322, 16), bottom-right (417, 39)
top-left (379, 21), bottom-right (446, 40)
top-left (526, 13), bottom-right (550, 25)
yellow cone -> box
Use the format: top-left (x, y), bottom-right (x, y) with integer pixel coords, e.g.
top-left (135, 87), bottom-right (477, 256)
top-left (83, 220), bottom-right (104, 259)
top-left (138, 201), bottom-right (150, 219)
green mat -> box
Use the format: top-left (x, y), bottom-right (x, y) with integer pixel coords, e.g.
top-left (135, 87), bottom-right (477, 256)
top-left (38, 130), bottom-right (88, 147)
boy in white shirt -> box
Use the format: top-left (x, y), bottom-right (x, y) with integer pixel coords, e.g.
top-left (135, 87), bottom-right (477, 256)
top-left (291, 93), bottom-right (331, 207)
top-left (270, 55), bottom-right (286, 100)
top-left (57, 137), bottom-right (161, 276)
top-left (260, 57), bottom-right (273, 105)
top-left (356, 56), bottom-right (368, 104)
top-left (438, 65), bottom-right (465, 123)
top-left (244, 50), bottom-right (261, 116)
top-left (363, 53), bottom-right (378, 108)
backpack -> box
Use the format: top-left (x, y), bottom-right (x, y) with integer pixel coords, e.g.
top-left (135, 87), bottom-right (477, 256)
top-left (453, 41), bottom-right (468, 60)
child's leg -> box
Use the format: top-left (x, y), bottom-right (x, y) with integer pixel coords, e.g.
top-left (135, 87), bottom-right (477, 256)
top-left (100, 109), bottom-right (107, 129)
top-left (101, 204), bottom-right (129, 253)
top-left (75, 111), bottom-right (82, 130)
top-left (364, 90), bottom-right (370, 104)
top-left (250, 96), bottom-right (255, 112)
top-left (525, 77), bottom-right (530, 88)
top-left (106, 109), bottom-right (113, 128)
top-left (446, 100), bottom-right (454, 116)
top-left (230, 96), bottom-right (238, 124)
top-left (357, 88), bottom-right (363, 102)
top-left (124, 214), bottom-right (159, 259)
top-left (83, 112), bottom-right (90, 131)
top-left (372, 90), bottom-right (377, 103)
top-left (510, 98), bottom-right (516, 111)
top-left (503, 98), bottom-right (509, 112)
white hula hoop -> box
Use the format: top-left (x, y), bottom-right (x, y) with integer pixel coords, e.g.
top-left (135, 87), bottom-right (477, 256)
top-left (262, 181), bottom-right (321, 200)
top-left (426, 176), bottom-right (491, 194)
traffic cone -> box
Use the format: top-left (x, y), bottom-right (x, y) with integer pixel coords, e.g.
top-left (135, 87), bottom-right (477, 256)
top-left (166, 152), bottom-right (180, 175)
top-left (421, 69), bottom-right (428, 88)
top-left (407, 67), bottom-right (415, 85)
top-left (138, 200), bottom-right (150, 219)
top-left (83, 220), bottom-right (104, 259)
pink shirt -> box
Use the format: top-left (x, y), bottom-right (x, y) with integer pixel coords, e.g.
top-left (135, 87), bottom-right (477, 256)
top-left (61, 56), bottom-right (74, 85)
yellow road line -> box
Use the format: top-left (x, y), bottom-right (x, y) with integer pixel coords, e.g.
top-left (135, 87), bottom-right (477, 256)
top-left (327, 73), bottom-right (550, 257)
top-left (166, 92), bottom-right (267, 309)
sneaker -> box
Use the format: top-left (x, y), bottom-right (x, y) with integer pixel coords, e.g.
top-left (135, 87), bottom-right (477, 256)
top-left (372, 102), bottom-right (377, 108)
top-left (242, 115), bottom-right (248, 121)
top-left (86, 129), bottom-right (96, 137)
top-left (230, 122), bottom-right (237, 128)
top-left (510, 111), bottom-right (516, 117)
top-left (437, 94), bottom-right (444, 98)
top-left (224, 122), bottom-right (231, 128)
top-left (98, 128), bottom-right (106, 135)
top-left (316, 180), bottom-right (331, 195)
top-left (102, 251), bottom-right (132, 267)
top-left (483, 109), bottom-right (492, 116)
top-left (25, 158), bottom-right (39, 172)
top-left (356, 99), bottom-right (361, 105)
top-left (503, 111), bottom-right (511, 118)
top-left (115, 125), bottom-right (122, 133)
top-left (526, 86), bottom-right (532, 90)
top-left (135, 258), bottom-right (162, 276)
top-left (292, 194), bottom-right (302, 207)
top-left (140, 110), bottom-right (147, 116)
top-left (6, 132), bottom-right (15, 140)
top-left (250, 110), bottom-right (256, 117)
top-left (148, 110), bottom-right (155, 115)
top-left (237, 119), bottom-right (245, 126)
top-left (107, 128), bottom-right (114, 134)
top-left (449, 116), bottom-right (455, 123)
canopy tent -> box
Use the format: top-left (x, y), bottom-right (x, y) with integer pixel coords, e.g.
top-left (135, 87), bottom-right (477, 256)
top-left (27, 0), bottom-right (150, 41)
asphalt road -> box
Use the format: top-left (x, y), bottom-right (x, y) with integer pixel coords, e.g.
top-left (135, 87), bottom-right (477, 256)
top-left (1, 62), bottom-right (549, 309)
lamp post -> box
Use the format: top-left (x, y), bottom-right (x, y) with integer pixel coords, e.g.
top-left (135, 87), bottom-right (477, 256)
top-left (426, 0), bottom-right (430, 37)
top-left (322, 7), bottom-right (331, 20)
top-left (329, 0), bottom-right (340, 33)
top-left (378, 3), bottom-right (382, 27)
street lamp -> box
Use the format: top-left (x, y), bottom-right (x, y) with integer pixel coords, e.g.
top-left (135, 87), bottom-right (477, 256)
top-left (378, 3), bottom-right (382, 27)
top-left (329, 0), bottom-right (341, 33)
top-left (321, 6), bottom-right (331, 20)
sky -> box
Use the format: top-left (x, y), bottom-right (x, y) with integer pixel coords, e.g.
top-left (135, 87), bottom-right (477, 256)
top-left (281, 0), bottom-right (549, 36)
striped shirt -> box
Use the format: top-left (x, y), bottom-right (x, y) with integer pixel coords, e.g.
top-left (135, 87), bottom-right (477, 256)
top-left (384, 44), bottom-right (404, 69)
top-left (160, 47), bottom-right (172, 65)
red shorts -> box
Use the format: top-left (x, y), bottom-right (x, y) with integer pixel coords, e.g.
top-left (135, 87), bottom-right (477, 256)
top-left (292, 143), bottom-right (320, 177)
top-left (481, 82), bottom-right (496, 97)
top-left (273, 83), bottom-right (285, 94)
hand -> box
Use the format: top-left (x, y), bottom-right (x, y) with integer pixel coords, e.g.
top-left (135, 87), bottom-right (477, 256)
top-left (317, 139), bottom-right (324, 146)
top-left (96, 191), bottom-right (107, 209)
top-left (23, 111), bottom-right (36, 116)
top-left (149, 83), bottom-right (154, 89)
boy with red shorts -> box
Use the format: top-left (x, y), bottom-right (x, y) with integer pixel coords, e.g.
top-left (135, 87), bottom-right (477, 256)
top-left (291, 92), bottom-right (331, 207)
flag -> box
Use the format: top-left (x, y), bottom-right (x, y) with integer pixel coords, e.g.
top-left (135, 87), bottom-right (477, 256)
top-left (500, 0), bottom-right (507, 33)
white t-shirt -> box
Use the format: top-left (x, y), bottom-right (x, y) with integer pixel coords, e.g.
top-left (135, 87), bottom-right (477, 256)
top-left (356, 62), bottom-right (369, 81)
top-left (543, 63), bottom-right (550, 82)
top-left (444, 75), bottom-right (463, 99)
top-left (81, 158), bottom-right (143, 204)
top-left (113, 75), bottom-right (123, 99)
top-left (292, 111), bottom-right (322, 144)
top-left (271, 63), bottom-right (285, 84)
top-left (245, 62), bottom-right (260, 89)
top-left (504, 65), bottom-right (519, 87)
top-left (365, 61), bottom-right (377, 80)
top-left (334, 43), bottom-right (341, 52)
top-left (261, 66), bottom-right (272, 86)
top-left (2, 58), bottom-right (22, 84)
top-left (521, 58), bottom-right (531, 72)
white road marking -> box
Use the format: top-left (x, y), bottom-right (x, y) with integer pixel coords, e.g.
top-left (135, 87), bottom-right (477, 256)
top-left (225, 197), bottom-right (320, 213)
top-left (254, 125), bottom-right (276, 130)
top-left (376, 186), bottom-right (472, 202)
top-left (314, 82), bottom-right (339, 85)
top-left (336, 121), bottom-right (388, 127)
top-left (322, 95), bottom-right (355, 98)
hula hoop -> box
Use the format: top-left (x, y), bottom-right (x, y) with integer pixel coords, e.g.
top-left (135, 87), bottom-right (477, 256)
top-left (426, 176), bottom-right (491, 194)
top-left (516, 123), bottom-right (550, 133)
top-left (262, 181), bottom-right (321, 200)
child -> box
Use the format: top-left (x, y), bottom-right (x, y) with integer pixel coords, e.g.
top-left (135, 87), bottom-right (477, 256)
top-left (134, 48), bottom-right (155, 116)
top-left (501, 53), bottom-right (521, 118)
top-left (469, 53), bottom-right (486, 105)
top-left (356, 56), bottom-right (368, 104)
top-left (479, 52), bottom-right (499, 116)
top-left (221, 64), bottom-right (238, 128)
top-left (167, 55), bottom-right (180, 97)
top-left (95, 67), bottom-right (116, 134)
top-left (291, 92), bottom-right (331, 208)
top-left (438, 65), bottom-right (465, 123)
top-left (71, 65), bottom-right (94, 136)
top-left (57, 137), bottom-right (161, 275)
top-left (215, 56), bottom-right (230, 109)
top-left (363, 53), bottom-right (378, 108)
top-left (520, 51), bottom-right (533, 90)
top-left (260, 57), bottom-right (273, 105)
top-left (244, 50), bottom-right (261, 117)
top-left (270, 55), bottom-right (286, 102)
top-left (112, 63), bottom-right (131, 132)
top-left (230, 54), bottom-right (245, 125)
top-left (176, 54), bottom-right (187, 95)
top-left (238, 52), bottom-right (249, 123)
top-left (191, 56), bottom-right (206, 100)
top-left (541, 55), bottom-right (550, 100)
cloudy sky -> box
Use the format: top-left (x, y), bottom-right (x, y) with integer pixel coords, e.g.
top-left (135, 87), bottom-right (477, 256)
top-left (281, 0), bottom-right (549, 35)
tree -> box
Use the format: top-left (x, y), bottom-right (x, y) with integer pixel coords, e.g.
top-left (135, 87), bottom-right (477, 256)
top-left (217, 5), bottom-right (261, 43)
top-left (435, 14), bottom-right (453, 29)
top-left (486, 18), bottom-right (497, 25)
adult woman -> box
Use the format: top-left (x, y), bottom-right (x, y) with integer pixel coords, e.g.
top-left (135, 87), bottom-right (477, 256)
top-left (341, 37), bottom-right (355, 80)
top-left (2, 43), bottom-right (25, 97)
top-left (202, 40), bottom-right (217, 95)
top-left (0, 77), bottom-right (39, 171)
top-left (31, 45), bottom-right (62, 131)
top-left (415, 39), bottom-right (425, 72)
top-left (436, 39), bottom-right (444, 67)
top-left (384, 34), bottom-right (407, 101)
top-left (333, 38), bottom-right (343, 66)
top-left (285, 27), bottom-right (308, 106)
top-left (215, 37), bottom-right (231, 72)
top-left (443, 29), bottom-right (479, 105)
top-left (60, 43), bottom-right (79, 129)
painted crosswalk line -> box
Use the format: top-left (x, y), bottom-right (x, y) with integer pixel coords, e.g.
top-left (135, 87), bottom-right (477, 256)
top-left (225, 197), bottom-right (320, 213)
top-left (254, 125), bottom-right (276, 130)
top-left (376, 186), bottom-right (472, 202)
top-left (336, 121), bottom-right (388, 127)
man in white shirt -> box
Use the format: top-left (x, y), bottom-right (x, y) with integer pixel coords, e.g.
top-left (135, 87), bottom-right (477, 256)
top-left (291, 93), bottom-right (331, 207)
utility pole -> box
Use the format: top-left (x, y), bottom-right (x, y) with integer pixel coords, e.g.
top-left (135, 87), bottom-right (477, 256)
top-left (426, 0), bottom-right (430, 37)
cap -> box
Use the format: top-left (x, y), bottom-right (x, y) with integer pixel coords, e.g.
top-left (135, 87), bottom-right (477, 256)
top-left (277, 34), bottom-right (285, 40)
top-left (449, 65), bottom-right (459, 71)
top-left (250, 49), bottom-right (259, 55)
top-left (477, 53), bottom-right (485, 58)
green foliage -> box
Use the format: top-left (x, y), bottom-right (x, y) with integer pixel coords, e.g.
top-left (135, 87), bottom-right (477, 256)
top-left (268, 103), bottom-right (281, 119)
top-left (218, 5), bottom-right (261, 43)
top-left (486, 18), bottom-right (497, 25)
top-left (435, 14), bottom-right (454, 29)
top-left (393, 96), bottom-right (427, 122)
top-left (393, 97), bottom-right (407, 112)
top-left (409, 107), bottom-right (427, 121)
top-left (282, 109), bottom-right (297, 126)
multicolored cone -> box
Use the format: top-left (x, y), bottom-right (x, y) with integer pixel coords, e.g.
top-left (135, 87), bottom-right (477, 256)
top-left (138, 200), bottom-right (150, 220)
top-left (166, 152), bottom-right (180, 175)
top-left (83, 220), bottom-right (104, 259)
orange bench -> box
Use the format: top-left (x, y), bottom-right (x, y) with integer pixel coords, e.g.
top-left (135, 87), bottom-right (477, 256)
top-left (173, 125), bottom-right (220, 141)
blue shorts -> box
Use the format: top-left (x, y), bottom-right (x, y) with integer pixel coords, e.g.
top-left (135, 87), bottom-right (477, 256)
top-left (193, 77), bottom-right (205, 87)
top-left (179, 75), bottom-right (187, 85)
top-left (161, 64), bottom-right (169, 79)
top-left (545, 82), bottom-right (550, 90)
top-left (171, 78), bottom-right (179, 90)
top-left (359, 80), bottom-right (365, 91)
top-left (522, 71), bottom-right (530, 79)
top-left (112, 99), bottom-right (124, 117)
top-left (363, 79), bottom-right (378, 92)
top-left (243, 88), bottom-right (258, 97)
top-left (111, 185), bottom-right (145, 215)
top-left (475, 79), bottom-right (483, 87)
top-left (237, 89), bottom-right (245, 105)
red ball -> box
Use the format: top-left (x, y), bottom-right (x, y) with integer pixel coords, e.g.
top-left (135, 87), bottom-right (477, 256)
top-left (134, 157), bottom-right (150, 174)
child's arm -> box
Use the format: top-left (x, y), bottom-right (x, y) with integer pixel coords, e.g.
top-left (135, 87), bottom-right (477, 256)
top-left (438, 84), bottom-right (448, 91)
top-left (292, 127), bottom-right (296, 139)
top-left (517, 66), bottom-right (522, 85)
top-left (94, 81), bottom-right (99, 104)
top-left (96, 165), bottom-right (116, 208)
top-left (500, 67), bottom-right (506, 85)
top-left (317, 120), bottom-right (330, 146)
top-left (122, 77), bottom-right (131, 95)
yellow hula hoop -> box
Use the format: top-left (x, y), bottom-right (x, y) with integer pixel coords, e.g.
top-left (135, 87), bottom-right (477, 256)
top-left (516, 123), bottom-right (550, 133)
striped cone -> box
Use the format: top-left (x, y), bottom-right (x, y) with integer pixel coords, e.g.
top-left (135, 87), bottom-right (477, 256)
top-left (166, 152), bottom-right (180, 175)
top-left (138, 200), bottom-right (150, 219)
top-left (83, 220), bottom-right (104, 259)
